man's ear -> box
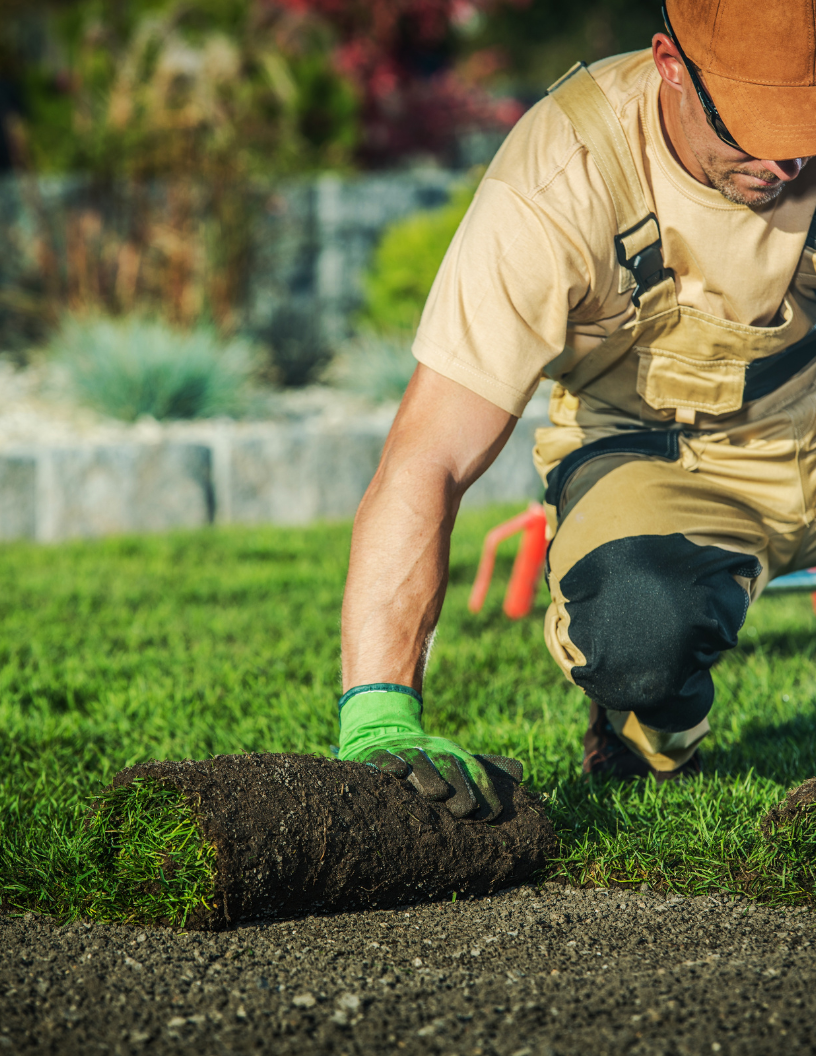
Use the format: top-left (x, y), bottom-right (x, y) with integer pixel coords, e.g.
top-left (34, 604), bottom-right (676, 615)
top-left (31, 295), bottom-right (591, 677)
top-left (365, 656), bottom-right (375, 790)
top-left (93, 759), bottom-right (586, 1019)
top-left (652, 32), bottom-right (685, 94)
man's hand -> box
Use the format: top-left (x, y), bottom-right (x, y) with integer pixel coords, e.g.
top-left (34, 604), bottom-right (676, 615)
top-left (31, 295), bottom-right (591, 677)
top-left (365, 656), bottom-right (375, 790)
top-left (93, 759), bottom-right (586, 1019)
top-left (338, 686), bottom-right (523, 821)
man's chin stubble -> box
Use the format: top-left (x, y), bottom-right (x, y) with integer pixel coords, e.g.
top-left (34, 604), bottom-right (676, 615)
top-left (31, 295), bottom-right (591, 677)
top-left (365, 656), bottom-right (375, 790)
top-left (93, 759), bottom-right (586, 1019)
top-left (708, 169), bottom-right (786, 207)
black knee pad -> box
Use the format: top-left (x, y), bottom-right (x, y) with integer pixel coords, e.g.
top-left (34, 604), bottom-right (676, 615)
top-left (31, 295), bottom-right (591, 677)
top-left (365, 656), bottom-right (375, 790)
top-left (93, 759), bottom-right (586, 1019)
top-left (560, 533), bottom-right (760, 732)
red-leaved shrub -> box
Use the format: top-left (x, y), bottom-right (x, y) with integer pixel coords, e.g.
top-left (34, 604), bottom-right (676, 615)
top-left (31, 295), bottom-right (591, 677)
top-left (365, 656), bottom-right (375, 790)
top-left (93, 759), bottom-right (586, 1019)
top-left (266, 0), bottom-right (529, 164)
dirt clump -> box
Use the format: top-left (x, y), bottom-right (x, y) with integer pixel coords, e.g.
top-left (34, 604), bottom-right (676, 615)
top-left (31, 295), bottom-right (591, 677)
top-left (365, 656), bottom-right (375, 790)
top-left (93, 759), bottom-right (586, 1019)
top-left (760, 777), bottom-right (816, 838)
top-left (112, 753), bottom-right (557, 928)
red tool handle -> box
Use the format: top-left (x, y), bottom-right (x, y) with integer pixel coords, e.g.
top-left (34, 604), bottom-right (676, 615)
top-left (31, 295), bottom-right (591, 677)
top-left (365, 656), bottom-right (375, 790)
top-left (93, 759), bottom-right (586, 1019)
top-left (503, 507), bottom-right (550, 620)
top-left (468, 503), bottom-right (550, 619)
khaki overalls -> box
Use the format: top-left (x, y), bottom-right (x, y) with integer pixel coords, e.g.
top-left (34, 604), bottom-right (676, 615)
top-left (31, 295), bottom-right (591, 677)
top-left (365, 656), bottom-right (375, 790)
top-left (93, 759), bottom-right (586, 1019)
top-left (532, 65), bottom-right (816, 770)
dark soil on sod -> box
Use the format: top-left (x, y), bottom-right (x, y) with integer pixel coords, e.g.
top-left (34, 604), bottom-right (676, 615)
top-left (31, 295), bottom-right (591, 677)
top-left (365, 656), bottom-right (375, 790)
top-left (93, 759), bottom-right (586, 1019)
top-left (2, 883), bottom-right (815, 1056)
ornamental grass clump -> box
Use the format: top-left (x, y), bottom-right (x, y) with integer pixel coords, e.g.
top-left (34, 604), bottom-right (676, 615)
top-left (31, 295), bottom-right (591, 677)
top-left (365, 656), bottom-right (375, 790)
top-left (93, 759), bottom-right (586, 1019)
top-left (328, 331), bottom-right (417, 403)
top-left (52, 315), bottom-right (256, 421)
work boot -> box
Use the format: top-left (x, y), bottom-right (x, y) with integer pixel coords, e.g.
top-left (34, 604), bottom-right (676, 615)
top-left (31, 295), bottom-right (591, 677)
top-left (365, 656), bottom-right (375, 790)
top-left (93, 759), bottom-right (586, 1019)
top-left (582, 701), bottom-right (701, 783)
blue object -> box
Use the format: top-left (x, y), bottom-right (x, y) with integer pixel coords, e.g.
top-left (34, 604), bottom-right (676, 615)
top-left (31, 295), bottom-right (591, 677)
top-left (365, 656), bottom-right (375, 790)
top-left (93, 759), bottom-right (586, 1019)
top-left (764, 569), bottom-right (816, 593)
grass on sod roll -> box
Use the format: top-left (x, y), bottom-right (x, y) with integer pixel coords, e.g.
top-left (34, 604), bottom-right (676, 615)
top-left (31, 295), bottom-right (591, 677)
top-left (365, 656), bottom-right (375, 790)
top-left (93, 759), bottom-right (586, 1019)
top-left (0, 504), bottom-right (815, 923)
top-left (3, 778), bottom-right (217, 928)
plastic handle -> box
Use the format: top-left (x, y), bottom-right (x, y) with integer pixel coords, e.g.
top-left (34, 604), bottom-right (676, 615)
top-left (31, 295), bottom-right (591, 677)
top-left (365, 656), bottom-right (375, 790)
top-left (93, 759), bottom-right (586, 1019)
top-left (503, 508), bottom-right (550, 620)
top-left (468, 503), bottom-right (550, 619)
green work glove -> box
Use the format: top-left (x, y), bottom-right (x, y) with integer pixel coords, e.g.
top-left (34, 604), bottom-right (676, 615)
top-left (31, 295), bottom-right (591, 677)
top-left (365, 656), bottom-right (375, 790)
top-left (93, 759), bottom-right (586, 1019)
top-left (337, 684), bottom-right (523, 822)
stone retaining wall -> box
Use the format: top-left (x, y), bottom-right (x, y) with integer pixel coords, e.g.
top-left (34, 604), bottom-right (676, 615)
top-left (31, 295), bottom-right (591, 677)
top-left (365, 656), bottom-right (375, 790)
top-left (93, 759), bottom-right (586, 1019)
top-left (0, 397), bottom-right (550, 542)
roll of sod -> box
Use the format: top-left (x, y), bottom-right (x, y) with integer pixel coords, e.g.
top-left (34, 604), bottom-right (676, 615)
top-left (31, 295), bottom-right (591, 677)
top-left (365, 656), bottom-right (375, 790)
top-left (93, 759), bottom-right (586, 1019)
top-left (108, 753), bottom-right (557, 929)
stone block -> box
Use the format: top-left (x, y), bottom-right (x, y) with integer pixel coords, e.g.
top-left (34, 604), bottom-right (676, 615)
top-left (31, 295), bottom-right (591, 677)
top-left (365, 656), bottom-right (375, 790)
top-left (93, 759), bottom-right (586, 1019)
top-left (226, 393), bottom-right (550, 527)
top-left (0, 453), bottom-right (37, 540)
top-left (228, 423), bottom-right (387, 525)
top-left (317, 424), bottom-right (390, 521)
top-left (38, 443), bottom-right (213, 541)
top-left (0, 386), bottom-right (551, 542)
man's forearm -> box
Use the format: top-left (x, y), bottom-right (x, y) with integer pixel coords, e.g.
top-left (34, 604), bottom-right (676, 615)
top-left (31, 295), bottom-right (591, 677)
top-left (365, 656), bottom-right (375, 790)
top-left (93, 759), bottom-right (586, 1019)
top-left (341, 455), bottom-right (457, 692)
top-left (340, 364), bottom-right (516, 695)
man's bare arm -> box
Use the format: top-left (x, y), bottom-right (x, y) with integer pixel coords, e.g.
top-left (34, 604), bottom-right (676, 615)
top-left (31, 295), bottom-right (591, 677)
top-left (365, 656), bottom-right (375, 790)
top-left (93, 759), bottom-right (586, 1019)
top-left (341, 363), bottom-right (516, 692)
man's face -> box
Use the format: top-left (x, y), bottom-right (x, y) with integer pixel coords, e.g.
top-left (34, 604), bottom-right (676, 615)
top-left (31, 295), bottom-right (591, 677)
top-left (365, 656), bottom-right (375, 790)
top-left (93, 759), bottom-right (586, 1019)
top-left (677, 74), bottom-right (809, 206)
top-left (654, 33), bottom-right (811, 207)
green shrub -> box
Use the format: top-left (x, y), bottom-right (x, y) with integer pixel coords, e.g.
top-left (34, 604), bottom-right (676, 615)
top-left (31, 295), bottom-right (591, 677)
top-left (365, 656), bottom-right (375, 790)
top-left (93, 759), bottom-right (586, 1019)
top-left (51, 315), bottom-right (257, 421)
top-left (359, 180), bottom-right (478, 334)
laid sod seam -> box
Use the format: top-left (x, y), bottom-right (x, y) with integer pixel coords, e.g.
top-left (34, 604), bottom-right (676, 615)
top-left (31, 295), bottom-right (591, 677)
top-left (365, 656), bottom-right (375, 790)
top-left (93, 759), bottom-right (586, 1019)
top-left (0, 509), bottom-right (815, 923)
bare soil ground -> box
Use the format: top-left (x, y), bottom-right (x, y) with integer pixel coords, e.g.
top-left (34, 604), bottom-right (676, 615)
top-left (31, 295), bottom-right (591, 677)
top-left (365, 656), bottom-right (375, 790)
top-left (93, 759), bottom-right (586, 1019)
top-left (2, 884), bottom-right (814, 1056)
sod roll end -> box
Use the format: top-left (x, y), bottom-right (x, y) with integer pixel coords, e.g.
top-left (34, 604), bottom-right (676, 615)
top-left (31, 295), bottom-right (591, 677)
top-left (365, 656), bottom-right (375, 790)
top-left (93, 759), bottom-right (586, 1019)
top-left (108, 752), bottom-right (557, 928)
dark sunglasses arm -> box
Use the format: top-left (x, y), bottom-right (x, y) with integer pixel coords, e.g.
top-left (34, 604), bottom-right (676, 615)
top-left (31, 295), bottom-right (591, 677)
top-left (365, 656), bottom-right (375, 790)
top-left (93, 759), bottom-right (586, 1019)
top-left (659, 3), bottom-right (743, 151)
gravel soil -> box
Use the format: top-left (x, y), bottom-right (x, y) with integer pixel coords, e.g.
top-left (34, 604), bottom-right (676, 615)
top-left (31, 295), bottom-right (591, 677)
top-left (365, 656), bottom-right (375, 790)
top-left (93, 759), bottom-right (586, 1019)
top-left (2, 885), bottom-right (814, 1056)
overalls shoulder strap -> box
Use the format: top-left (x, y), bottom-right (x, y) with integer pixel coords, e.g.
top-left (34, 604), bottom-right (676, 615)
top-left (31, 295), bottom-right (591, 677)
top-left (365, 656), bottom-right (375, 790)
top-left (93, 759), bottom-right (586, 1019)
top-left (807, 207), bottom-right (816, 250)
top-left (547, 62), bottom-right (673, 308)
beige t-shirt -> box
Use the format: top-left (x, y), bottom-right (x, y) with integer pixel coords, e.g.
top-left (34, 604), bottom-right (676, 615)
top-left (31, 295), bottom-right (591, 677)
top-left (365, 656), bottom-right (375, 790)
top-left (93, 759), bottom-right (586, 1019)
top-left (412, 49), bottom-right (816, 417)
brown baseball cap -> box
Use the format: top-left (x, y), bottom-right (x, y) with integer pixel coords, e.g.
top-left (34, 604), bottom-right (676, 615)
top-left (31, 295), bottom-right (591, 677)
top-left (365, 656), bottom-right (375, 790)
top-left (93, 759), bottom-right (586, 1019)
top-left (665, 0), bottom-right (816, 160)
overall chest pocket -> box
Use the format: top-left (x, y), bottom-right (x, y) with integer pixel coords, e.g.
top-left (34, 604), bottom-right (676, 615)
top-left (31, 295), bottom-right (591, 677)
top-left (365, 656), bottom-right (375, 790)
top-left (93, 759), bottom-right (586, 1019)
top-left (635, 347), bottom-right (746, 415)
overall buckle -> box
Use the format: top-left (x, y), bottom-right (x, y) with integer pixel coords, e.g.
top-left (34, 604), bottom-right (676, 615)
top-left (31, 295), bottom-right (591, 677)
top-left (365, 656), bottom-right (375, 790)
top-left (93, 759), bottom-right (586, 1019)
top-left (614, 213), bottom-right (673, 307)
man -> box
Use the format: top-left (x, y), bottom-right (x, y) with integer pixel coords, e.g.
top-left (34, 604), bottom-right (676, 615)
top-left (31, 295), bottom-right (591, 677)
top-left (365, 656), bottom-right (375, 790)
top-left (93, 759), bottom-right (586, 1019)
top-left (336, 0), bottom-right (816, 820)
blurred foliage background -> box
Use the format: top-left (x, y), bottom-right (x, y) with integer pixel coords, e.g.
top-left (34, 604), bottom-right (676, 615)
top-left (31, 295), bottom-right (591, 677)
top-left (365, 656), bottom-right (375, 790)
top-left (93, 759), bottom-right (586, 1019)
top-left (0, 0), bottom-right (662, 405)
top-left (1, 0), bottom-right (662, 178)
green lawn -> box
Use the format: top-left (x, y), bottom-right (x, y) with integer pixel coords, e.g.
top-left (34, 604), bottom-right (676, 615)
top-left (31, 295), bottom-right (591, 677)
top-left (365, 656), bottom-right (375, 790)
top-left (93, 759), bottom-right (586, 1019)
top-left (1, 505), bottom-right (815, 921)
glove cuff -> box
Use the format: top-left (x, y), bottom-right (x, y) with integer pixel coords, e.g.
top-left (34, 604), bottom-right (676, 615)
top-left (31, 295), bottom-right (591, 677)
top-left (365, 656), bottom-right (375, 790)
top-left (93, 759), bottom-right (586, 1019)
top-left (337, 686), bottom-right (424, 759)
top-left (338, 683), bottom-right (422, 713)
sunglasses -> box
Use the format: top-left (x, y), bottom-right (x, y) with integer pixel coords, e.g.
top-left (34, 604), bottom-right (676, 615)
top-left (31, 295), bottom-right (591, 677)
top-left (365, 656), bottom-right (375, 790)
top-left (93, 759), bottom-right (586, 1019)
top-left (661, 3), bottom-right (745, 152)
